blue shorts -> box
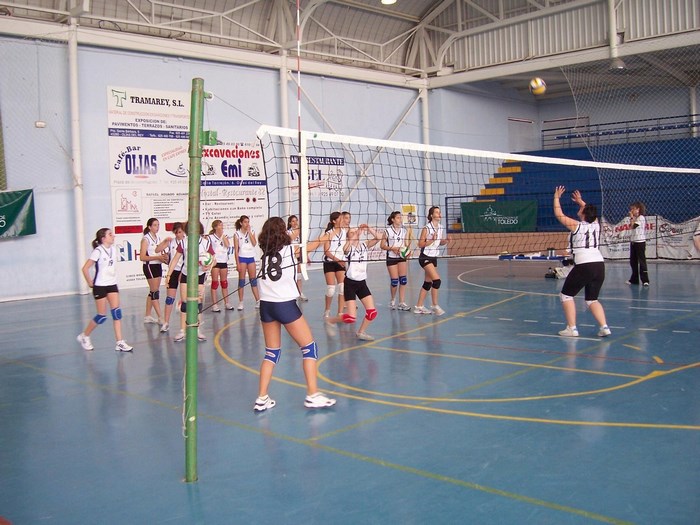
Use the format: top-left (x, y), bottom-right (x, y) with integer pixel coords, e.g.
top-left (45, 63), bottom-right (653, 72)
top-left (259, 300), bottom-right (302, 325)
top-left (238, 256), bottom-right (255, 264)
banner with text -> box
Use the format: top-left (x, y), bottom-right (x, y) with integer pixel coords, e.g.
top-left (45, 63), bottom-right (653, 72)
top-left (0, 189), bottom-right (36, 238)
top-left (600, 215), bottom-right (700, 260)
top-left (461, 201), bottom-right (537, 233)
top-left (108, 86), bottom-right (266, 288)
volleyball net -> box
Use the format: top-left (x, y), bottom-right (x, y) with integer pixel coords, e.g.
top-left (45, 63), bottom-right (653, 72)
top-left (257, 125), bottom-right (700, 262)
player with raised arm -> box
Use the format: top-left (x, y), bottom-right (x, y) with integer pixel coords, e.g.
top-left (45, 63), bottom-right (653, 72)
top-left (253, 216), bottom-right (336, 412)
top-left (77, 228), bottom-right (133, 353)
top-left (553, 186), bottom-right (611, 338)
top-left (327, 224), bottom-right (382, 341)
top-left (413, 206), bottom-right (449, 316)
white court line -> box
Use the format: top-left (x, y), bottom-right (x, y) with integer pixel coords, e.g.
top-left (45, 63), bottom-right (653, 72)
top-left (520, 333), bottom-right (602, 342)
top-left (629, 306), bottom-right (694, 312)
top-left (523, 319), bottom-right (538, 323)
top-left (498, 318), bottom-right (513, 321)
top-left (639, 328), bottom-right (658, 332)
top-left (672, 330), bottom-right (691, 334)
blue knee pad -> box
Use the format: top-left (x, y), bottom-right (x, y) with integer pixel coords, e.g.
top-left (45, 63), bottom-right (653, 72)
top-left (149, 290), bottom-right (160, 300)
top-left (300, 341), bottom-right (318, 360)
top-left (111, 307), bottom-right (122, 320)
top-left (264, 347), bottom-right (281, 364)
top-left (165, 296), bottom-right (175, 306)
top-left (93, 314), bottom-right (107, 325)
top-left (238, 279), bottom-right (246, 289)
top-left (180, 302), bottom-right (187, 313)
top-left (432, 279), bottom-right (442, 290)
top-left (390, 278), bottom-right (399, 288)
top-left (399, 275), bottom-right (407, 286)
top-left (250, 278), bottom-right (258, 287)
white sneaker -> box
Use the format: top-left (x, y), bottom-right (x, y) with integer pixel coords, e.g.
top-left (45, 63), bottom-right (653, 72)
top-left (431, 305), bottom-right (446, 316)
top-left (160, 322), bottom-right (169, 333)
top-left (77, 333), bottom-right (94, 351)
top-left (254, 395), bottom-right (276, 412)
top-left (598, 326), bottom-right (612, 337)
top-left (211, 305), bottom-right (221, 313)
top-left (299, 293), bottom-right (309, 302)
top-left (237, 303), bottom-right (244, 311)
top-left (397, 302), bottom-right (411, 311)
top-left (389, 300), bottom-right (396, 310)
top-left (225, 303), bottom-right (234, 310)
top-left (324, 310), bottom-right (331, 319)
top-left (144, 316), bottom-right (159, 324)
top-left (255, 300), bottom-right (261, 309)
top-left (558, 326), bottom-right (579, 337)
top-left (412, 305), bottom-right (431, 314)
top-left (304, 392), bottom-right (337, 409)
top-left (115, 340), bottom-right (133, 352)
top-left (197, 330), bottom-right (206, 341)
top-left (357, 332), bottom-right (375, 341)
top-left (174, 330), bottom-right (185, 342)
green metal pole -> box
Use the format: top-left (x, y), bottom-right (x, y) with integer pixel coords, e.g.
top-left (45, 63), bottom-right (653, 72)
top-left (185, 77), bottom-right (205, 482)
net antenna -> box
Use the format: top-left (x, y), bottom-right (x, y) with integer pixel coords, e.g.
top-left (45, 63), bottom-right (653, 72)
top-left (294, 0), bottom-right (310, 280)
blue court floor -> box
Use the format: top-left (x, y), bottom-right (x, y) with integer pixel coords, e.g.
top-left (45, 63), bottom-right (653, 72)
top-left (1, 258), bottom-right (699, 524)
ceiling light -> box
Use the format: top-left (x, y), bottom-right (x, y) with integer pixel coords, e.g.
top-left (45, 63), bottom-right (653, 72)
top-left (381, 0), bottom-right (397, 5)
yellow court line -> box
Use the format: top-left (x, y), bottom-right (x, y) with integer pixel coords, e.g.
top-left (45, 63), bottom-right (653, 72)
top-left (213, 301), bottom-right (700, 430)
top-left (199, 412), bottom-right (632, 525)
top-left (624, 344), bottom-right (642, 351)
top-left (653, 356), bottom-right (664, 364)
top-left (371, 345), bottom-right (642, 379)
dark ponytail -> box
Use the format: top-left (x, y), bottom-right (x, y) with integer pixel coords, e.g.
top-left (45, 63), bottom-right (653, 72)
top-left (92, 228), bottom-right (110, 249)
top-left (143, 217), bottom-right (158, 235)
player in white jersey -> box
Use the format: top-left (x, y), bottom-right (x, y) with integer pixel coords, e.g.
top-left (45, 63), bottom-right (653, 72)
top-left (233, 215), bottom-right (261, 310)
top-left (287, 215), bottom-right (308, 301)
top-left (322, 211), bottom-right (347, 319)
top-left (155, 222), bottom-right (185, 333)
top-left (140, 217), bottom-right (167, 325)
top-left (327, 224), bottom-right (381, 340)
top-left (553, 187), bottom-right (611, 338)
top-left (413, 206), bottom-right (449, 316)
top-left (252, 217), bottom-right (336, 412)
top-left (627, 201), bottom-right (650, 286)
top-left (166, 221), bottom-right (215, 342)
top-left (208, 219), bottom-right (233, 312)
top-left (380, 211), bottom-right (411, 310)
top-left (77, 228), bottom-right (133, 352)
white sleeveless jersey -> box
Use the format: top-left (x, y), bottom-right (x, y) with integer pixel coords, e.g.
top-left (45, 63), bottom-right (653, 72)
top-left (287, 228), bottom-right (300, 243)
top-left (143, 232), bottom-right (161, 261)
top-left (235, 230), bottom-right (257, 258)
top-left (630, 215), bottom-right (646, 243)
top-left (258, 245), bottom-right (299, 302)
top-left (178, 236), bottom-right (213, 276)
top-left (422, 222), bottom-right (443, 257)
top-left (324, 228), bottom-right (347, 261)
top-left (90, 245), bottom-right (118, 287)
top-left (209, 233), bottom-right (229, 263)
top-left (169, 238), bottom-right (185, 271)
top-left (385, 225), bottom-right (407, 259)
top-left (569, 221), bottom-right (604, 265)
top-left (345, 242), bottom-right (369, 281)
